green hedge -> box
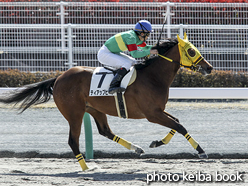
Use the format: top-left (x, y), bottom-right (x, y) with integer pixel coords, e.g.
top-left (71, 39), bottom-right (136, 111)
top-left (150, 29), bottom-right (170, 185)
top-left (0, 69), bottom-right (248, 87)
top-left (0, 69), bottom-right (62, 87)
top-left (171, 69), bottom-right (248, 87)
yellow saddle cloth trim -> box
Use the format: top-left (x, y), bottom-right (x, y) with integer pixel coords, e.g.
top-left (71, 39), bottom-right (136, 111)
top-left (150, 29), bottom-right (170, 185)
top-left (127, 68), bottom-right (137, 86)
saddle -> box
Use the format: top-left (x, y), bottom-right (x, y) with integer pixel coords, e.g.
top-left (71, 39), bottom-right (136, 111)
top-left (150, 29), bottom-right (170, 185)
top-left (89, 66), bottom-right (136, 97)
top-left (89, 66), bottom-right (137, 119)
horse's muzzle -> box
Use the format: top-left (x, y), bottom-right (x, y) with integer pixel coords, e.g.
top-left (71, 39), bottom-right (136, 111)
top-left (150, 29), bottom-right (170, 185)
top-left (206, 66), bottom-right (213, 74)
top-left (198, 65), bottom-right (213, 75)
top-left (201, 59), bottom-right (213, 75)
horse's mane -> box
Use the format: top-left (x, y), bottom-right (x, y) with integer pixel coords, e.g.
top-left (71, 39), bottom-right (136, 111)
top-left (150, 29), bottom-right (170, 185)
top-left (135, 38), bottom-right (178, 70)
top-left (155, 38), bottom-right (178, 54)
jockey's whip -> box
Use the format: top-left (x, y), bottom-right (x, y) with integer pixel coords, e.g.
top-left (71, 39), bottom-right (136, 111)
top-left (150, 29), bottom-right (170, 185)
top-left (157, 12), bottom-right (167, 47)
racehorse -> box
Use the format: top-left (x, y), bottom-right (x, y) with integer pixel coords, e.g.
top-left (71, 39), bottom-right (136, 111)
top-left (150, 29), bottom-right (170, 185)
top-left (0, 33), bottom-right (213, 171)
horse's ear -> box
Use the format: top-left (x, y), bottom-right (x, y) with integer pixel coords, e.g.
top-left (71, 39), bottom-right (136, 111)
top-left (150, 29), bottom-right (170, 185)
top-left (184, 32), bottom-right (189, 41)
top-left (177, 34), bottom-right (186, 47)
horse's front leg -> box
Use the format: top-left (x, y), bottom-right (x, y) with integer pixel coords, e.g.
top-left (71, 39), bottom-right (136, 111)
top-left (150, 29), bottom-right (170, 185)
top-left (149, 111), bottom-right (178, 148)
top-left (86, 106), bottom-right (145, 155)
top-left (149, 129), bottom-right (176, 148)
top-left (147, 110), bottom-right (208, 158)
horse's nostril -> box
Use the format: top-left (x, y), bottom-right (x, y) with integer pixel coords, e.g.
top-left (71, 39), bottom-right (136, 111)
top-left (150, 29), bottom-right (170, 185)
top-left (207, 66), bottom-right (213, 71)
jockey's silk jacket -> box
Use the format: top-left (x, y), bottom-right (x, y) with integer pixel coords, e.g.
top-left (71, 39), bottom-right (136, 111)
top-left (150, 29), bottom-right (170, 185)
top-left (104, 30), bottom-right (153, 58)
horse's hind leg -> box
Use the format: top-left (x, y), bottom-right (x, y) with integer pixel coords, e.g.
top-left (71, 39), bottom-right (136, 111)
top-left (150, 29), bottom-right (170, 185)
top-left (54, 99), bottom-right (89, 170)
top-left (68, 119), bottom-right (89, 171)
top-left (86, 106), bottom-right (144, 155)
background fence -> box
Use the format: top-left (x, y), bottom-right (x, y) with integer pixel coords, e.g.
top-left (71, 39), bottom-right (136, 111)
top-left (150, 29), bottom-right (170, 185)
top-left (0, 2), bottom-right (247, 72)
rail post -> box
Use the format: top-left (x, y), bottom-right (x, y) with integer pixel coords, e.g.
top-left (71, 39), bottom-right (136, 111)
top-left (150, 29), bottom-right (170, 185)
top-left (83, 112), bottom-right (94, 159)
top-left (64, 24), bottom-right (77, 69)
top-left (67, 24), bottom-right (73, 69)
top-left (179, 24), bottom-right (184, 38)
top-left (56, 1), bottom-right (68, 53)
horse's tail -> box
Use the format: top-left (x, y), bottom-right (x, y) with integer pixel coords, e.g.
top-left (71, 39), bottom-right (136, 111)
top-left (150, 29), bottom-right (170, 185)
top-left (0, 77), bottom-right (57, 112)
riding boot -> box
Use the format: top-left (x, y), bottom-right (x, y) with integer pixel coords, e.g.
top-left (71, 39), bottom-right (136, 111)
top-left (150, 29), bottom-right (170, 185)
top-left (108, 68), bottom-right (128, 94)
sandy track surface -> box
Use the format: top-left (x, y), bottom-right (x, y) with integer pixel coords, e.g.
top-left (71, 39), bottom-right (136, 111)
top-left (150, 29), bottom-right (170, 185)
top-left (0, 158), bottom-right (247, 186)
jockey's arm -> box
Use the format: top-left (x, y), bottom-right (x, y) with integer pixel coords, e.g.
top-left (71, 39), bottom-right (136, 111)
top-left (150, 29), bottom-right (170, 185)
top-left (128, 44), bottom-right (157, 58)
top-left (129, 48), bottom-right (150, 58)
top-left (138, 43), bottom-right (153, 51)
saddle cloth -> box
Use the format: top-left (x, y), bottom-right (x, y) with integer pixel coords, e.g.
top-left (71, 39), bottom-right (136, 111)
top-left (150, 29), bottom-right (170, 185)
top-left (89, 66), bottom-right (136, 97)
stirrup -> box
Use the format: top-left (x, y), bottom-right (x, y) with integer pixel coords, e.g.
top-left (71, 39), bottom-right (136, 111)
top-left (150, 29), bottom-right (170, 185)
top-left (108, 87), bottom-right (126, 94)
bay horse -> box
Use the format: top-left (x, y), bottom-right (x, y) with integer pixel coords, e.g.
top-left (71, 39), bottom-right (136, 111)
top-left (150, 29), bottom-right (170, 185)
top-left (0, 33), bottom-right (213, 171)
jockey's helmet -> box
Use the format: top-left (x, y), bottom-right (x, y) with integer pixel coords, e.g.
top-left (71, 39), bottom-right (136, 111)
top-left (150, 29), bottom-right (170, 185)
top-left (134, 20), bottom-right (153, 33)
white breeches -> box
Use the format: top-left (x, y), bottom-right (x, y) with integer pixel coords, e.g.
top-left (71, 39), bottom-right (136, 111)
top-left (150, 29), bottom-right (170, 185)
top-left (97, 45), bottom-right (137, 70)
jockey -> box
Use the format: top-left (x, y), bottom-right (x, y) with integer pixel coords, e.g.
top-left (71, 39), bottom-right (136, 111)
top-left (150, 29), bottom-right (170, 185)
top-left (97, 20), bottom-right (158, 94)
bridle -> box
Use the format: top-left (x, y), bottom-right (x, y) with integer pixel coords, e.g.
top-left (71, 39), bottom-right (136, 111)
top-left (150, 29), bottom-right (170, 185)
top-left (157, 45), bottom-right (204, 72)
top-left (155, 14), bottom-right (204, 72)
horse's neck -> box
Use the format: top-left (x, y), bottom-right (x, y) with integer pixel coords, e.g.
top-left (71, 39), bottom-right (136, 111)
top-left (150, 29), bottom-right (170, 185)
top-left (144, 48), bottom-right (180, 88)
top-left (149, 58), bottom-right (179, 85)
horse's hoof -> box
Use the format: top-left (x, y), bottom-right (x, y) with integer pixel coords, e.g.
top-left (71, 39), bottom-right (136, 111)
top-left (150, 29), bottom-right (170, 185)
top-left (198, 152), bottom-right (208, 159)
top-left (135, 147), bottom-right (145, 155)
top-left (149, 141), bottom-right (158, 148)
top-left (149, 140), bottom-right (164, 148)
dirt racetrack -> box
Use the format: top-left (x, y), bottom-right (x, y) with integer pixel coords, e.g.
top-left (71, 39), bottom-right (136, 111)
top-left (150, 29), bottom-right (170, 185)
top-left (1, 100), bottom-right (248, 185)
top-left (0, 158), bottom-right (247, 186)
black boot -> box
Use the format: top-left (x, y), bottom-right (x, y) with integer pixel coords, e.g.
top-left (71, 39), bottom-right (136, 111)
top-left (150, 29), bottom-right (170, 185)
top-left (108, 68), bottom-right (128, 94)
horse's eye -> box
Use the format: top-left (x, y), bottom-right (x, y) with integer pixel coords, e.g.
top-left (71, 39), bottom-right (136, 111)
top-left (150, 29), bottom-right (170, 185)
top-left (187, 48), bottom-right (196, 57)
